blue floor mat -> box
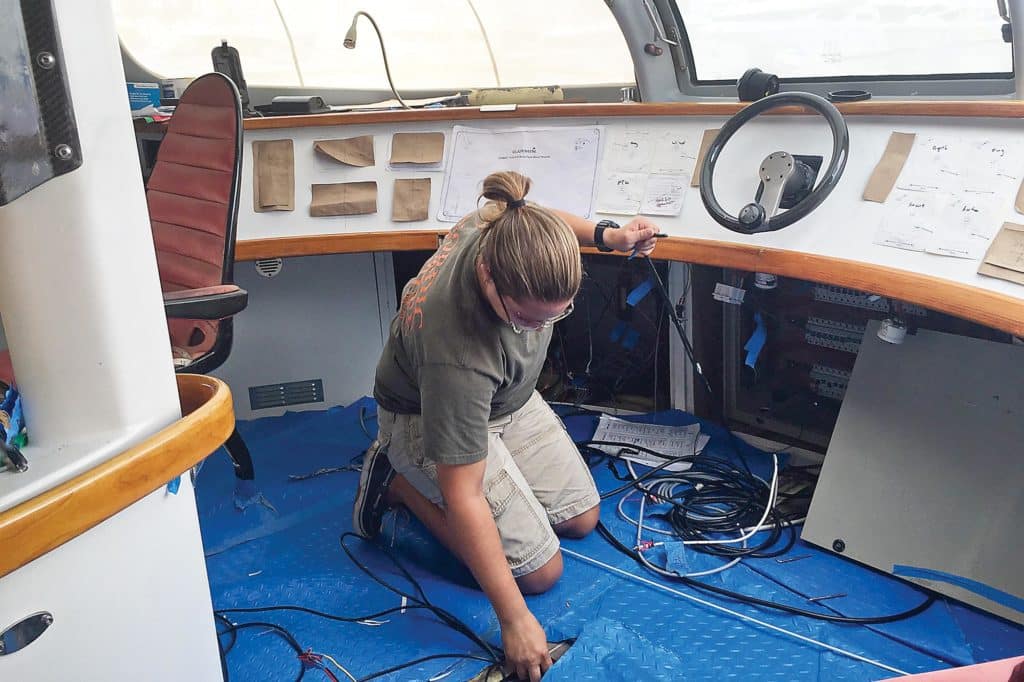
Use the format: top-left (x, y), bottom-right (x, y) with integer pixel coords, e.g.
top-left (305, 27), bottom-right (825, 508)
top-left (199, 400), bottom-right (1024, 681)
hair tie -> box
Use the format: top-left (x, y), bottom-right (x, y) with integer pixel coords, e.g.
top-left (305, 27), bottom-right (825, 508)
top-left (506, 198), bottom-right (526, 210)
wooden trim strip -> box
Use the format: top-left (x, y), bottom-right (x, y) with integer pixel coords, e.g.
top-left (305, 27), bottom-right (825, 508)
top-left (650, 239), bottom-right (1024, 337)
top-left (236, 231), bottom-right (445, 260)
top-left (244, 101), bottom-right (1024, 130)
top-left (0, 374), bottom-right (235, 579)
top-left (237, 232), bottom-right (1024, 336)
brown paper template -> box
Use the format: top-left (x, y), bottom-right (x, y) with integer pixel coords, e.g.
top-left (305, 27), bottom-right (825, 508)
top-left (978, 222), bottom-right (1024, 286)
top-left (390, 132), bottom-right (445, 164)
top-left (392, 178), bottom-right (431, 222)
top-left (310, 182), bottom-right (378, 217)
top-left (253, 139), bottom-right (294, 212)
top-left (863, 132), bottom-right (916, 203)
top-left (690, 129), bottom-right (720, 188)
top-left (313, 136), bottom-right (375, 167)
top-left (1015, 179), bottom-right (1024, 215)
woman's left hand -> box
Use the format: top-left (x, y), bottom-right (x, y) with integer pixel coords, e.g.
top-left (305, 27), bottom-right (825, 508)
top-left (606, 218), bottom-right (661, 256)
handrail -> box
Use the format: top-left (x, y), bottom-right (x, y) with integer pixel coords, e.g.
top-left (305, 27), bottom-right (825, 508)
top-left (0, 374), bottom-right (235, 579)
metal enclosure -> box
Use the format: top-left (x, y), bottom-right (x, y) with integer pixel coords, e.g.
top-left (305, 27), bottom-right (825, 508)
top-left (803, 321), bottom-right (1024, 624)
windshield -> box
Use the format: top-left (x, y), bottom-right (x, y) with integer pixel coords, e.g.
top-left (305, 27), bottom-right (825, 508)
top-left (114, 0), bottom-right (634, 90)
top-left (672, 1), bottom-right (1011, 82)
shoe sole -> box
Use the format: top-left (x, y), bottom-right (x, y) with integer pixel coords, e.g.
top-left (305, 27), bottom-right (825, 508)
top-left (352, 441), bottom-right (389, 538)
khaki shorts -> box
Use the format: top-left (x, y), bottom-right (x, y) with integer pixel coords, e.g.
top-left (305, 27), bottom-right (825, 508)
top-left (378, 391), bottom-right (600, 578)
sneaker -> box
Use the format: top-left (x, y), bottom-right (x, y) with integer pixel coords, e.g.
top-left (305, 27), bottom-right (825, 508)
top-left (352, 439), bottom-right (396, 538)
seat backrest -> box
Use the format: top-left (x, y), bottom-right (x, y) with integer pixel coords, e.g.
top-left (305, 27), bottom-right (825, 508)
top-left (145, 73), bottom-right (242, 371)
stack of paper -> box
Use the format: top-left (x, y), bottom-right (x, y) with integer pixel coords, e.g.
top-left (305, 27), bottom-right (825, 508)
top-left (590, 414), bottom-right (710, 472)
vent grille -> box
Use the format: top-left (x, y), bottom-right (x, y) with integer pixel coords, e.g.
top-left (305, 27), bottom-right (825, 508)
top-left (255, 258), bottom-right (283, 278)
top-left (249, 379), bottom-right (324, 410)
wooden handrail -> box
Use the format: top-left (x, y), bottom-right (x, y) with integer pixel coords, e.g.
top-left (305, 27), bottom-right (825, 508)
top-left (0, 374), bottom-right (235, 579)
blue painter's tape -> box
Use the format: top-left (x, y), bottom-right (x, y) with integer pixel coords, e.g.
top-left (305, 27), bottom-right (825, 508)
top-left (167, 475), bottom-right (181, 495)
top-left (609, 319), bottom-right (627, 343)
top-left (893, 564), bottom-right (1024, 614)
top-left (744, 312), bottom-right (767, 369)
top-left (626, 278), bottom-right (655, 307)
top-left (623, 327), bottom-right (641, 350)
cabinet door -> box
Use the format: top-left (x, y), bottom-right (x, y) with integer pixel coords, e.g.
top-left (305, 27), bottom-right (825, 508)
top-left (0, 478), bottom-right (221, 681)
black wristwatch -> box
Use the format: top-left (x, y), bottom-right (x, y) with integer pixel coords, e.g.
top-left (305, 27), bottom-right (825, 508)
top-left (593, 219), bottom-right (620, 252)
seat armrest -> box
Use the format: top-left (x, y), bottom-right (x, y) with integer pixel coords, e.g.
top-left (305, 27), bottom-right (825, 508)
top-left (163, 284), bottom-right (248, 319)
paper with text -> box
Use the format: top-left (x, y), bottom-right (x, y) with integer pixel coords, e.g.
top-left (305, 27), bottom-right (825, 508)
top-left (591, 414), bottom-right (709, 472)
top-left (439, 125), bottom-right (603, 222)
top-left (874, 134), bottom-right (1023, 259)
top-left (596, 172), bottom-right (645, 215)
top-left (640, 174), bottom-right (687, 216)
top-left (604, 129), bottom-right (655, 173)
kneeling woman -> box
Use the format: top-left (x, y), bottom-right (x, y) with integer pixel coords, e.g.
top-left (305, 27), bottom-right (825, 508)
top-left (354, 171), bottom-right (659, 681)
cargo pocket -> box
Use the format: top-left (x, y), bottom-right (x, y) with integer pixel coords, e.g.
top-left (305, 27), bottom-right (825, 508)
top-left (484, 468), bottom-right (554, 575)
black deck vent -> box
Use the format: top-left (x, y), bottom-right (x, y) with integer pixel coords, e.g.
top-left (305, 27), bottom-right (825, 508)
top-left (248, 379), bottom-right (324, 410)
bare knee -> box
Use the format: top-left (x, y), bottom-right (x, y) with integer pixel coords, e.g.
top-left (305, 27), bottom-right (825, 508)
top-left (553, 505), bottom-right (599, 539)
top-left (516, 550), bottom-right (563, 595)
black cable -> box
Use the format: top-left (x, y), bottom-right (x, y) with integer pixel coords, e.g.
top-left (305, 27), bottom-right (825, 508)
top-left (339, 533), bottom-right (503, 664)
top-left (215, 612), bottom-right (236, 682)
top-left (217, 603), bottom-right (428, 624)
top-left (583, 438), bottom-right (797, 558)
top-left (215, 620), bottom-right (307, 682)
top-left (644, 257), bottom-right (714, 401)
top-left (596, 521), bottom-right (937, 624)
top-left (356, 653), bottom-right (494, 682)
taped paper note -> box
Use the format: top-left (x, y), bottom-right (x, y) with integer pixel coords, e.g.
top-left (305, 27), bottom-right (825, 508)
top-left (310, 181), bottom-right (378, 217)
top-left (603, 129), bottom-right (655, 173)
top-left (439, 125), bottom-right (603, 221)
top-left (690, 129), bottom-right (720, 188)
top-left (863, 132), bottom-right (915, 202)
top-left (314, 136), bottom-right (375, 167)
top-left (650, 132), bottom-right (697, 175)
top-left (596, 172), bottom-right (644, 215)
top-left (390, 132), bottom-right (445, 167)
top-left (640, 174), bottom-right (686, 216)
top-left (392, 178), bottom-right (431, 222)
top-left (978, 222), bottom-right (1024, 285)
top-left (252, 139), bottom-right (294, 212)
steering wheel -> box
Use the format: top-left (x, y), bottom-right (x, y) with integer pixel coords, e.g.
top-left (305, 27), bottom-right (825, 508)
top-left (699, 92), bottom-right (849, 234)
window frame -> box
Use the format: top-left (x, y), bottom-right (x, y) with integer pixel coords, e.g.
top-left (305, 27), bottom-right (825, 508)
top-left (653, 0), bottom-right (1016, 100)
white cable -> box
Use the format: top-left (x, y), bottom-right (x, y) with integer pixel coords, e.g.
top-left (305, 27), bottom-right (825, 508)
top-left (464, 0), bottom-right (501, 86)
top-left (618, 454), bottom-right (779, 547)
top-left (271, 0), bottom-right (305, 86)
top-left (617, 491), bottom-right (805, 536)
top-left (321, 653), bottom-right (358, 682)
top-left (560, 547), bottom-right (909, 677)
top-left (634, 491), bottom-right (744, 578)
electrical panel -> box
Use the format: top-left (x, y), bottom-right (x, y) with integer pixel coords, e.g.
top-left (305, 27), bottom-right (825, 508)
top-left (390, 251), bottom-right (671, 413)
top-left (719, 271), bottom-right (1011, 449)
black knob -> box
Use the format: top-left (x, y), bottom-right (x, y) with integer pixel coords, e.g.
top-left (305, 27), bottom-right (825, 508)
top-left (738, 203), bottom-right (766, 229)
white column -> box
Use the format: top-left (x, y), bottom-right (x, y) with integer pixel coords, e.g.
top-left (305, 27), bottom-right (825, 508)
top-left (0, 1), bottom-right (179, 459)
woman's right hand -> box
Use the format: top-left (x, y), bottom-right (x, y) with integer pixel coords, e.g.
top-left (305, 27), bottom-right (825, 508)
top-left (501, 610), bottom-right (553, 681)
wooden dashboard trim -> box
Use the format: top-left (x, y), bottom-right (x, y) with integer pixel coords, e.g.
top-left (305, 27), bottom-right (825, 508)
top-left (236, 233), bottom-right (1024, 337)
top-left (242, 101), bottom-right (1024, 130)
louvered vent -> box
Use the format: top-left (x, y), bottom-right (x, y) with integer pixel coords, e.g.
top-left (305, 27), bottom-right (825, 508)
top-left (255, 258), bottom-right (283, 277)
top-left (248, 379), bottom-right (324, 410)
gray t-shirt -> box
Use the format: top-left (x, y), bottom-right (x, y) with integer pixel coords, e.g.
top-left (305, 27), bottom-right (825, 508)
top-left (373, 216), bottom-right (552, 465)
